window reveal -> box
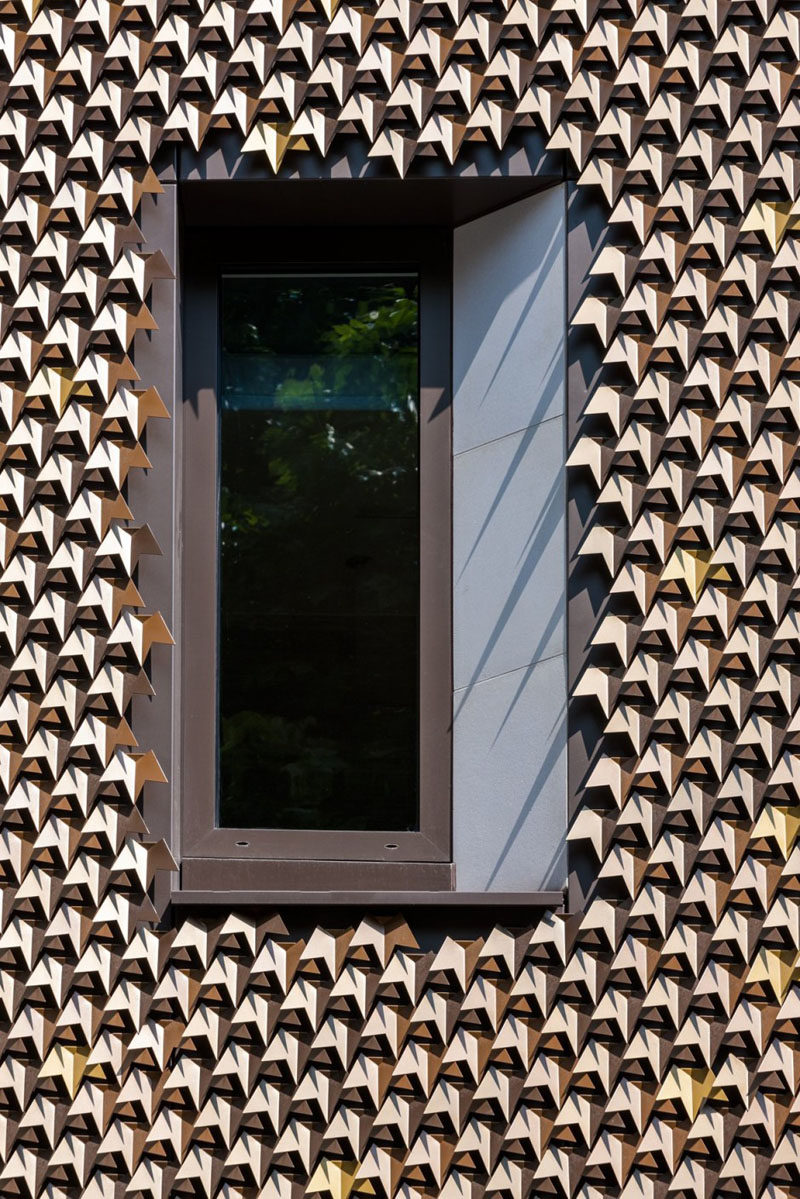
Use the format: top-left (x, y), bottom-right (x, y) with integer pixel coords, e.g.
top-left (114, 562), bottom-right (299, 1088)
top-left (218, 275), bottom-right (420, 831)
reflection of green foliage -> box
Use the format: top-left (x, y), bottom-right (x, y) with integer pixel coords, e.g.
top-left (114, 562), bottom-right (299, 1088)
top-left (319, 290), bottom-right (418, 410)
top-left (218, 276), bottom-right (419, 832)
top-left (223, 279), bottom-right (417, 358)
top-left (220, 280), bottom-right (418, 537)
top-left (326, 289), bottom-right (417, 352)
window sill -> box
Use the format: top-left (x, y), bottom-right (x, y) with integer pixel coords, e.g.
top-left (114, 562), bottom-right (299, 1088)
top-left (170, 888), bottom-right (565, 908)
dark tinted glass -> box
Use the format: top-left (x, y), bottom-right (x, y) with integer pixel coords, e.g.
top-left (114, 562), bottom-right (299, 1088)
top-left (218, 274), bottom-right (419, 830)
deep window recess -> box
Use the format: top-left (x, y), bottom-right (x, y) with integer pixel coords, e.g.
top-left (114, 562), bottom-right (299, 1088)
top-left (180, 228), bottom-right (452, 890)
top-left (218, 273), bottom-right (420, 832)
top-left (136, 179), bottom-right (570, 905)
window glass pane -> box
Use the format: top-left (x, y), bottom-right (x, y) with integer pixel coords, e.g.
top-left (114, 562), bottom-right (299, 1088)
top-left (219, 274), bottom-right (419, 831)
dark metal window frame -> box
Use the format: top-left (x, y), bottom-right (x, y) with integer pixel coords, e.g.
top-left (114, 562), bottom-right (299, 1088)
top-left (180, 226), bottom-right (454, 892)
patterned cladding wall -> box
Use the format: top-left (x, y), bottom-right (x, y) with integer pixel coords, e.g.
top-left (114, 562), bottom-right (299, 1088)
top-left (0, 0), bottom-right (799, 1197)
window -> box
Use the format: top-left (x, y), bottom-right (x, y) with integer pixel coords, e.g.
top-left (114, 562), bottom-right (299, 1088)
top-left (152, 179), bottom-right (569, 901)
top-left (218, 272), bottom-right (421, 833)
top-left (180, 228), bottom-right (452, 892)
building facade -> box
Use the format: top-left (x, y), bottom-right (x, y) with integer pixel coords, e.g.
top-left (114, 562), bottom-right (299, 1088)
top-left (1, 1), bottom-right (799, 1196)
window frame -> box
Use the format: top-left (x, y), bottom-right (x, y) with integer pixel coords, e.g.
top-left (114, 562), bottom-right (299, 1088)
top-left (180, 226), bottom-right (453, 890)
